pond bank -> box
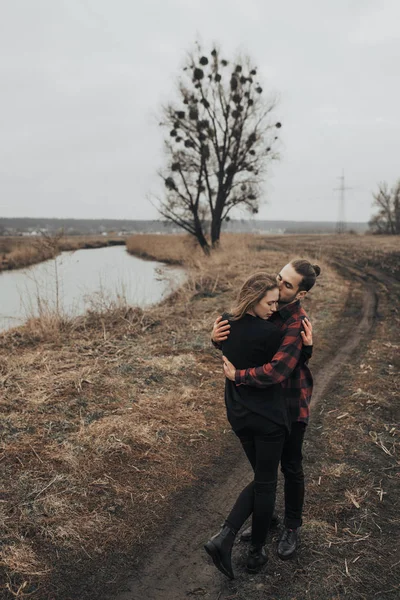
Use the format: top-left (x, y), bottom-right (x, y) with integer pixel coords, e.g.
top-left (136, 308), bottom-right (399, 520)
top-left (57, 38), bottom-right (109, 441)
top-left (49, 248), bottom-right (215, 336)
top-left (126, 234), bottom-right (189, 265)
top-left (0, 236), bottom-right (126, 273)
top-left (0, 245), bottom-right (184, 333)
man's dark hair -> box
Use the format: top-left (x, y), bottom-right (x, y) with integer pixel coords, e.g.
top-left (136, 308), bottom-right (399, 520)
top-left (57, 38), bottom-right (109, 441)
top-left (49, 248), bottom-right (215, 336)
top-left (291, 259), bottom-right (321, 292)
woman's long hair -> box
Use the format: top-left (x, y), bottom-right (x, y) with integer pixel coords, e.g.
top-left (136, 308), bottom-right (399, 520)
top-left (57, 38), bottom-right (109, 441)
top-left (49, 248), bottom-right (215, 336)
top-left (230, 272), bottom-right (278, 321)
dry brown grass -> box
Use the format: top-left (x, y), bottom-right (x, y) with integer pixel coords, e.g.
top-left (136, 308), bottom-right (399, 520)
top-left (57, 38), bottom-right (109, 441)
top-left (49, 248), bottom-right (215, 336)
top-left (0, 235), bottom-right (125, 272)
top-left (252, 233), bottom-right (400, 279)
top-left (0, 237), bottom-right (56, 271)
top-left (126, 233), bottom-right (195, 264)
top-left (59, 235), bottom-right (125, 252)
top-left (0, 233), bottom-right (377, 599)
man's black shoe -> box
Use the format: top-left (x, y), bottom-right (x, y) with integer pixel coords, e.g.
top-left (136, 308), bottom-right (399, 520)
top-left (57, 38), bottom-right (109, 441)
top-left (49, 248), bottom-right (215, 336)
top-left (240, 513), bottom-right (280, 542)
top-left (277, 527), bottom-right (299, 560)
top-left (246, 545), bottom-right (268, 573)
top-left (204, 524), bottom-right (237, 579)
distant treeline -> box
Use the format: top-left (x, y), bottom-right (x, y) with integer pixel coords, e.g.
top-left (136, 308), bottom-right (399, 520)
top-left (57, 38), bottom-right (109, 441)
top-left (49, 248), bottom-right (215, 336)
top-left (0, 217), bottom-right (368, 235)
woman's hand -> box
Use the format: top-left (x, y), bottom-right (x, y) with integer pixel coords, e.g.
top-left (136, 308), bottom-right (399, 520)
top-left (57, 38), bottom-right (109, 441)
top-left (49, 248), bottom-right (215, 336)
top-left (212, 316), bottom-right (231, 343)
top-left (223, 355), bottom-right (236, 381)
top-left (301, 317), bottom-right (313, 346)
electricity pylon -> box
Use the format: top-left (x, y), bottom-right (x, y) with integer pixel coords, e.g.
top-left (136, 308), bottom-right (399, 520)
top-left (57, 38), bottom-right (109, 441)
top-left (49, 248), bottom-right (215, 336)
top-left (334, 170), bottom-right (353, 234)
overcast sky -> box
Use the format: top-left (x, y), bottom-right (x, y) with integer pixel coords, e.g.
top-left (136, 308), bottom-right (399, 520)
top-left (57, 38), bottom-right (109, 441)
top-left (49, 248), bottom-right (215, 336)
top-left (1, 0), bottom-right (399, 223)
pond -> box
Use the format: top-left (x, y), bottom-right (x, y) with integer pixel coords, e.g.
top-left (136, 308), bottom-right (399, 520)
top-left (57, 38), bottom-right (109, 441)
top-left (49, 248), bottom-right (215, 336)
top-left (0, 245), bottom-right (184, 332)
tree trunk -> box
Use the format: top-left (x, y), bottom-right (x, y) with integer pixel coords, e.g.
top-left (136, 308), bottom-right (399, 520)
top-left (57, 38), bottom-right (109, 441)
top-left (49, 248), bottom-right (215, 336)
top-left (394, 195), bottom-right (400, 234)
top-left (211, 221), bottom-right (222, 248)
top-left (193, 215), bottom-right (210, 254)
top-left (211, 191), bottom-right (225, 247)
top-left (198, 235), bottom-right (211, 255)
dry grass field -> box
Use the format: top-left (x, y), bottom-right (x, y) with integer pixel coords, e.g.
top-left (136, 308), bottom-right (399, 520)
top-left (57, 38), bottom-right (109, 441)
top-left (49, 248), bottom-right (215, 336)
top-left (0, 236), bottom-right (125, 272)
top-left (0, 233), bottom-right (399, 600)
top-left (126, 233), bottom-right (198, 264)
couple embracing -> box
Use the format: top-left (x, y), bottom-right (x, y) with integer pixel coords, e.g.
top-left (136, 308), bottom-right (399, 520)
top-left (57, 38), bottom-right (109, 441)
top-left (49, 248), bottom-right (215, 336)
top-left (204, 258), bottom-right (320, 578)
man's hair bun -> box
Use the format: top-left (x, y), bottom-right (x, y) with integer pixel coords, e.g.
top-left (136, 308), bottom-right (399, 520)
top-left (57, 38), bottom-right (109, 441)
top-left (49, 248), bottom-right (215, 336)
top-left (313, 264), bottom-right (321, 277)
top-left (291, 258), bottom-right (321, 291)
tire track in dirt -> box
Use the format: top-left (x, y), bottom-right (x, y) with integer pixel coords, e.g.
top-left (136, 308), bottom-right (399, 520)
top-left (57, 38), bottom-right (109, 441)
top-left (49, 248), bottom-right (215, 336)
top-left (310, 283), bottom-right (377, 411)
top-left (309, 255), bottom-right (399, 410)
top-left (114, 268), bottom-right (388, 600)
top-left (114, 444), bottom-right (251, 600)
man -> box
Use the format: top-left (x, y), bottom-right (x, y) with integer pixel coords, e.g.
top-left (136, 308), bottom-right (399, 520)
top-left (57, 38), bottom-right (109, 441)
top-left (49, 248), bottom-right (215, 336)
top-left (212, 258), bottom-right (321, 560)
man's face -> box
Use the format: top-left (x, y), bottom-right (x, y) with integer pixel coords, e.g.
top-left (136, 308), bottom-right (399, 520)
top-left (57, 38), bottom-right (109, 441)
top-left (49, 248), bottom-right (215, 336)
top-left (276, 263), bottom-right (304, 305)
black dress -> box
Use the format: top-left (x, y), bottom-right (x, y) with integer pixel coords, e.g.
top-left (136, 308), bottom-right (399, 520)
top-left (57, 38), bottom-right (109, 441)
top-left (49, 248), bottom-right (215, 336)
top-left (221, 313), bottom-right (289, 433)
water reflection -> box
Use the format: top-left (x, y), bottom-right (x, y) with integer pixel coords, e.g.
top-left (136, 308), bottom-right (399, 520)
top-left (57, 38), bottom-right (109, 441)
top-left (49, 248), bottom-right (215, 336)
top-left (0, 245), bottom-right (183, 332)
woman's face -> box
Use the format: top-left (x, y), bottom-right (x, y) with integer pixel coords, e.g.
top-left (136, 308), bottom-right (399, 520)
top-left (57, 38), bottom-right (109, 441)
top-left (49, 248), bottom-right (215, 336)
top-left (249, 288), bottom-right (280, 319)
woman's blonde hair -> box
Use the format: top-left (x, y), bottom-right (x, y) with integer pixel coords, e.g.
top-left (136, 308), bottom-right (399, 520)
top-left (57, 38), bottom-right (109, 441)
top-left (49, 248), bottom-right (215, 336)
top-left (230, 272), bottom-right (278, 321)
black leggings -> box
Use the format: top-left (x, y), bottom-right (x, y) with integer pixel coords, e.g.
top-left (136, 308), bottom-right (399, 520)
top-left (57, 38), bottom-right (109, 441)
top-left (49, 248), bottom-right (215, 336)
top-left (226, 424), bottom-right (287, 547)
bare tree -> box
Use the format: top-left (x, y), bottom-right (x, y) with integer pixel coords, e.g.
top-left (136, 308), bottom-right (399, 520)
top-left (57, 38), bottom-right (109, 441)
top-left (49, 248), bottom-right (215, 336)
top-left (369, 180), bottom-right (400, 235)
top-left (157, 45), bottom-right (282, 253)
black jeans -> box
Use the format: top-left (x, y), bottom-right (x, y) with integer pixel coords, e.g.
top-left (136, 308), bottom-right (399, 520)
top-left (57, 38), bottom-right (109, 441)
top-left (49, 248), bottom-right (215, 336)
top-left (281, 421), bottom-right (307, 529)
top-left (225, 424), bottom-right (287, 547)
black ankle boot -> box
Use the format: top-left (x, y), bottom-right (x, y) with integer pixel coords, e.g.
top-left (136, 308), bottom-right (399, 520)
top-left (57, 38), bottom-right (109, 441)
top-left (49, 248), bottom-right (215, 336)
top-left (246, 545), bottom-right (268, 573)
top-left (204, 524), bottom-right (237, 579)
top-left (277, 527), bottom-right (299, 560)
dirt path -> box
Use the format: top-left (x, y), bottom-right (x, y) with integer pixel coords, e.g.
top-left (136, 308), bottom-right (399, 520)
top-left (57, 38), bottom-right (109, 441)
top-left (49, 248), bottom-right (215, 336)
top-left (310, 283), bottom-right (377, 411)
top-left (113, 273), bottom-right (382, 600)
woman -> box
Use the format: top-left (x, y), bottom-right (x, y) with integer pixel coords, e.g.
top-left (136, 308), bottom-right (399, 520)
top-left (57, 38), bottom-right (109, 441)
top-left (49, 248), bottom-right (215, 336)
top-left (204, 272), bottom-right (312, 578)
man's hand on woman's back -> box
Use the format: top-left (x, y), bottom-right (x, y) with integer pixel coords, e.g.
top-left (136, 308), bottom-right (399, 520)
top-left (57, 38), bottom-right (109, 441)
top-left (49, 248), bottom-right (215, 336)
top-left (212, 315), bottom-right (231, 343)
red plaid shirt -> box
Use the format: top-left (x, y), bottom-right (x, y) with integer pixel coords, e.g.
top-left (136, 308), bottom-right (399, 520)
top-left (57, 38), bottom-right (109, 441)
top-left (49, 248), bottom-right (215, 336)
top-left (234, 300), bottom-right (313, 424)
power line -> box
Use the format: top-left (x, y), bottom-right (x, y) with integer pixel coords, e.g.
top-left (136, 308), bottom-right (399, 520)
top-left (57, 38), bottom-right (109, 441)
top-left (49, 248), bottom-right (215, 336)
top-left (333, 170), bottom-right (353, 234)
